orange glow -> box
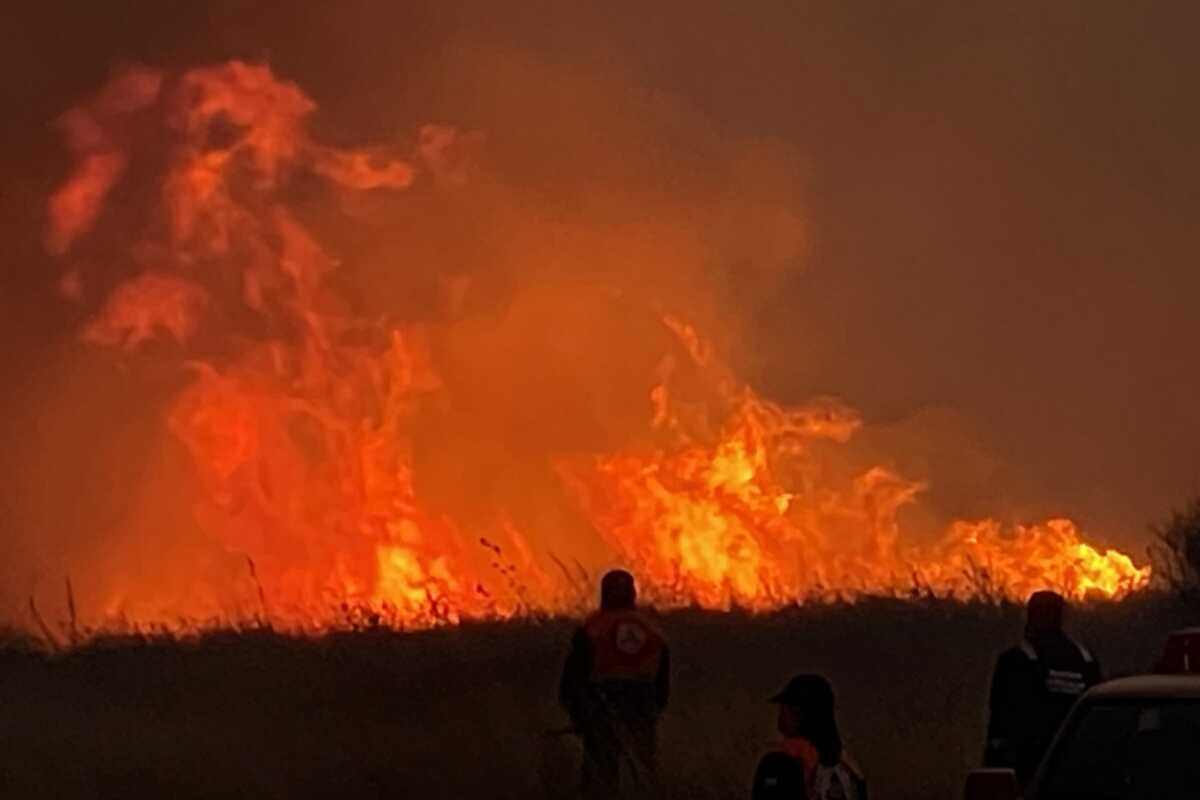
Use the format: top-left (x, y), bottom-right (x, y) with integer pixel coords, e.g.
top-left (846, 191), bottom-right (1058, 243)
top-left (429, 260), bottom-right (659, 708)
top-left (46, 65), bottom-right (162, 255)
top-left (46, 152), bottom-right (127, 255)
top-left (563, 335), bottom-right (1151, 608)
top-left (84, 272), bottom-right (209, 350)
top-left (44, 62), bottom-right (1150, 629)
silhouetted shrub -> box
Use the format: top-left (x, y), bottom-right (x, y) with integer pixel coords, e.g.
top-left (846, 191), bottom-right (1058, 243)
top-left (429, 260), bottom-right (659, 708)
top-left (1150, 495), bottom-right (1200, 600)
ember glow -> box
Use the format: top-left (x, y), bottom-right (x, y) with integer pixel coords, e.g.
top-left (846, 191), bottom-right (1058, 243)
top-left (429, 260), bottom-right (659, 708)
top-left (46, 62), bottom-right (1149, 628)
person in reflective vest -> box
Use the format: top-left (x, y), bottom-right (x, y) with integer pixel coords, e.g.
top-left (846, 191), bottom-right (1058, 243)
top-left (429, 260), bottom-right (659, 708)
top-left (752, 674), bottom-right (867, 800)
top-left (984, 590), bottom-right (1102, 784)
top-left (558, 570), bottom-right (670, 799)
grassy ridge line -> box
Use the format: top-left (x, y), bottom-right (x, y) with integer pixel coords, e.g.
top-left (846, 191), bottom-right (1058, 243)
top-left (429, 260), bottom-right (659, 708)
top-left (0, 596), bottom-right (1193, 800)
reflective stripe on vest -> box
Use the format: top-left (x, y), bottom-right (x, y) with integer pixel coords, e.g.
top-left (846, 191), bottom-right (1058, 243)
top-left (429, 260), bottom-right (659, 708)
top-left (782, 739), bottom-right (863, 800)
top-left (813, 763), bottom-right (862, 800)
top-left (584, 609), bottom-right (665, 683)
top-left (1020, 637), bottom-right (1091, 696)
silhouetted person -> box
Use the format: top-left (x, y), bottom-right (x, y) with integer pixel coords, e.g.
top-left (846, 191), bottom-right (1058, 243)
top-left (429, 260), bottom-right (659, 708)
top-left (984, 590), bottom-right (1102, 784)
top-left (559, 570), bottom-right (669, 798)
top-left (752, 674), bottom-right (867, 800)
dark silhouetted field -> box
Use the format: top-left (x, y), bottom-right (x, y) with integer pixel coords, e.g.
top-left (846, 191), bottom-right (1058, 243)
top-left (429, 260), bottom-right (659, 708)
top-left (0, 596), bottom-right (1194, 799)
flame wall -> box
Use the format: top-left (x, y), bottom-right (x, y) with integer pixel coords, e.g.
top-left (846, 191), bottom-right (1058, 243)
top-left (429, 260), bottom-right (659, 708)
top-left (1, 2), bottom-right (1195, 627)
top-left (19, 61), bottom-right (1146, 626)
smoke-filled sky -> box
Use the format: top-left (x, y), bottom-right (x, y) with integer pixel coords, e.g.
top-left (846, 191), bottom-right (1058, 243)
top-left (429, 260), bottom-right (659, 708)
top-left (1, 1), bottom-right (1198, 615)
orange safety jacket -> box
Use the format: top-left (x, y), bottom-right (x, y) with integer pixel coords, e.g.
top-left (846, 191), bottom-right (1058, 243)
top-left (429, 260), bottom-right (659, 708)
top-left (559, 607), bottom-right (670, 726)
top-left (582, 608), bottom-right (667, 683)
top-left (782, 737), bottom-right (821, 787)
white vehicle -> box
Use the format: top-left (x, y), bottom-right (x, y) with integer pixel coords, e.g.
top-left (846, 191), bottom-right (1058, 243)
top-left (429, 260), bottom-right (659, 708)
top-left (965, 674), bottom-right (1200, 800)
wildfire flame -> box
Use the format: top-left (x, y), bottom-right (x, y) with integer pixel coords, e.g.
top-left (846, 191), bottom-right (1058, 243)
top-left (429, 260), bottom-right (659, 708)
top-left (45, 62), bottom-right (1150, 628)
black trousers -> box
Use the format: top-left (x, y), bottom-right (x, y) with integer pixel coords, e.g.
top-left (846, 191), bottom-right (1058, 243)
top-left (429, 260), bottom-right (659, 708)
top-left (579, 715), bottom-right (658, 799)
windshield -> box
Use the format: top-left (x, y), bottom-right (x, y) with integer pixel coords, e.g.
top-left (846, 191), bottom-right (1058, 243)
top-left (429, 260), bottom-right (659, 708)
top-left (1037, 698), bottom-right (1200, 800)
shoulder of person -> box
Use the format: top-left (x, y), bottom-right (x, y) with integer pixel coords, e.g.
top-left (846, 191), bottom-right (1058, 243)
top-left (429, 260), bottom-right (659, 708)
top-left (570, 621), bottom-right (595, 646)
top-left (753, 750), bottom-right (809, 799)
top-left (1066, 636), bottom-right (1096, 665)
top-left (581, 609), bottom-right (618, 632)
top-left (634, 609), bottom-right (667, 639)
top-left (997, 645), bottom-right (1036, 667)
top-left (597, 607), bottom-right (666, 635)
top-left (840, 752), bottom-right (866, 781)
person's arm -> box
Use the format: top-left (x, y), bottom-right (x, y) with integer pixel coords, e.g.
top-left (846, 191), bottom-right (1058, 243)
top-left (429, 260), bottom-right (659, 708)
top-left (558, 628), bottom-right (592, 725)
top-left (1085, 659), bottom-right (1102, 689)
top-left (655, 645), bottom-right (670, 713)
top-left (751, 751), bottom-right (807, 800)
top-left (984, 650), bottom-right (1032, 768)
top-left (1085, 651), bottom-right (1103, 687)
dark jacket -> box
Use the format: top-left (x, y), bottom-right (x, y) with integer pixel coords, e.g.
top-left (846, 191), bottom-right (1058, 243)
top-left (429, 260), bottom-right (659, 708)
top-left (985, 632), bottom-right (1102, 782)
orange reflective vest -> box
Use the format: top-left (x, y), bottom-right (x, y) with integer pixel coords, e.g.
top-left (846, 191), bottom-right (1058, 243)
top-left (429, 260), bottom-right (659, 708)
top-left (583, 608), bottom-right (666, 683)
top-left (782, 737), bottom-right (821, 786)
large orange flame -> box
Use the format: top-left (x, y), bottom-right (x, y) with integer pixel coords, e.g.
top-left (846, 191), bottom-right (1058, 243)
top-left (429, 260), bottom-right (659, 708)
top-left (562, 316), bottom-right (1148, 607)
top-left (45, 62), bottom-right (1149, 628)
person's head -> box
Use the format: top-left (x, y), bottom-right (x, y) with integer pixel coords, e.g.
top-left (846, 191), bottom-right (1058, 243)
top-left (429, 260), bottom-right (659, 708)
top-left (1026, 590), bottom-right (1067, 636)
top-left (600, 569), bottom-right (637, 610)
top-left (768, 674), bottom-right (842, 764)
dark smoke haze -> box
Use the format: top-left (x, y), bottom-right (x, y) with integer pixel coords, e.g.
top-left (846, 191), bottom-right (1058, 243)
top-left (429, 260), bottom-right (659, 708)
top-left (1, 1), bottom-right (1198, 619)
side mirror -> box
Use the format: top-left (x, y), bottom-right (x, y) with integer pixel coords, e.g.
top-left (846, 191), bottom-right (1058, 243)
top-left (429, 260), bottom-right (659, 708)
top-left (963, 768), bottom-right (1020, 800)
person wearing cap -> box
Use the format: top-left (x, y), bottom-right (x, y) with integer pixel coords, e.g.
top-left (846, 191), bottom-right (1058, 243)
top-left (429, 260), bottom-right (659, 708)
top-left (752, 674), bottom-right (867, 800)
top-left (558, 569), bottom-right (670, 799)
top-left (984, 589), bottom-right (1103, 784)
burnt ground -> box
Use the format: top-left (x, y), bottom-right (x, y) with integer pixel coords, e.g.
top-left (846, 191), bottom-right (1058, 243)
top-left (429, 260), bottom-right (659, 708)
top-left (0, 596), bottom-right (1193, 800)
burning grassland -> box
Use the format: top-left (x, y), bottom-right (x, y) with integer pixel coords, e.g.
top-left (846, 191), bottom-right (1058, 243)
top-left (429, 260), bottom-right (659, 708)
top-left (39, 61), bottom-right (1149, 631)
